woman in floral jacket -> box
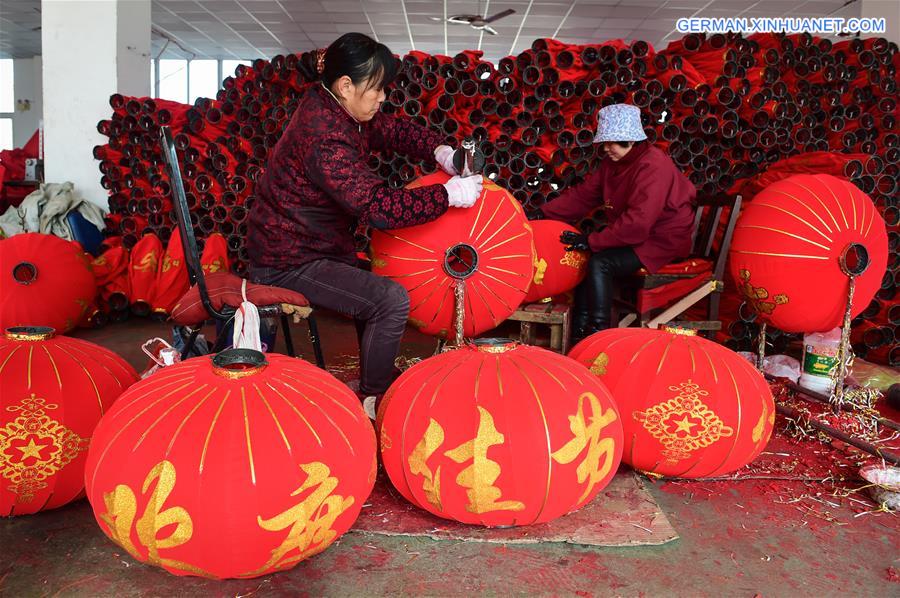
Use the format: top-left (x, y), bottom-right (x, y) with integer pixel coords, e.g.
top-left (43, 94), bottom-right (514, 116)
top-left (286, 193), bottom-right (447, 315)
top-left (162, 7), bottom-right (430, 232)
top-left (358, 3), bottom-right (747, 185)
top-left (249, 33), bottom-right (482, 416)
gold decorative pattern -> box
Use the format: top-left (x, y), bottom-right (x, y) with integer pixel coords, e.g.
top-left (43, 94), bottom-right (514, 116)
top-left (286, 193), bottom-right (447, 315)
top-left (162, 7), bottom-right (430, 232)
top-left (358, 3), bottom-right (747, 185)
top-left (737, 269), bottom-right (788, 315)
top-left (407, 418), bottom-right (445, 510)
top-left (5, 329), bottom-right (54, 341)
top-left (133, 251), bottom-right (159, 273)
top-left (752, 402), bottom-right (769, 443)
top-left (633, 380), bottom-right (734, 463)
top-left (589, 353), bottom-right (609, 376)
top-left (661, 326), bottom-right (698, 336)
top-left (248, 462), bottom-right (354, 575)
top-left (212, 364), bottom-right (267, 380)
top-left (551, 392), bottom-right (619, 502)
top-left (0, 394), bottom-right (88, 502)
top-left (161, 254), bottom-right (181, 273)
top-left (533, 258), bottom-right (548, 286)
top-left (370, 257), bottom-right (387, 269)
top-left (202, 258), bottom-right (225, 274)
top-left (100, 460), bottom-right (209, 576)
top-left (560, 251), bottom-right (587, 270)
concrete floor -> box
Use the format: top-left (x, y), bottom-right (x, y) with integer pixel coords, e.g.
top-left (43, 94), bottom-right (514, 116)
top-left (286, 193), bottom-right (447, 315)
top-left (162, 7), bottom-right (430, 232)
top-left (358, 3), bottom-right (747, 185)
top-left (1, 314), bottom-right (898, 597)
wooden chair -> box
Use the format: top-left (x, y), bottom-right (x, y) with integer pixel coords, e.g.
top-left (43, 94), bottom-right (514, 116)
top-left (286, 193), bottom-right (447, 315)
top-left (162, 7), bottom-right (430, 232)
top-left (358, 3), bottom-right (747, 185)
top-left (509, 301), bottom-right (572, 354)
top-left (612, 193), bottom-right (743, 333)
top-left (158, 126), bottom-right (325, 367)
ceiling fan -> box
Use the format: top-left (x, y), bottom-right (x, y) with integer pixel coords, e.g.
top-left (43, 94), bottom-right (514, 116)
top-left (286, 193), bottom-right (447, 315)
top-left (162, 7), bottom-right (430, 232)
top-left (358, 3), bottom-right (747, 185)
top-left (429, 9), bottom-right (516, 36)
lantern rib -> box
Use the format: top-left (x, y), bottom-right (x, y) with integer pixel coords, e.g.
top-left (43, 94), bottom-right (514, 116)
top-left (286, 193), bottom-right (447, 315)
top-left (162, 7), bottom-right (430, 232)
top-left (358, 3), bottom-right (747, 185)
top-left (388, 268), bottom-right (437, 279)
top-left (468, 190), bottom-right (490, 238)
top-left (0, 345), bottom-right (22, 376)
top-left (89, 380), bottom-right (195, 492)
top-left (732, 250), bottom-right (828, 260)
top-left (167, 388), bottom-right (216, 456)
top-left (737, 225), bottom-right (832, 251)
top-left (785, 181), bottom-right (845, 230)
top-left (134, 384), bottom-right (208, 452)
top-left (409, 278), bottom-right (451, 314)
top-left (105, 375), bottom-right (196, 421)
top-left (846, 181), bottom-right (858, 231)
top-left (485, 264), bottom-right (529, 278)
top-left (473, 198), bottom-right (505, 242)
top-left (377, 253), bottom-right (439, 263)
top-left (863, 205), bottom-right (875, 238)
top-left (473, 276), bottom-right (514, 312)
top-left (277, 371), bottom-right (363, 423)
top-left (687, 345), bottom-right (697, 375)
top-left (477, 212), bottom-right (518, 251)
top-left (26, 345), bottom-right (34, 389)
top-left (40, 346), bottom-right (63, 390)
top-left (767, 190), bottom-right (838, 234)
top-left (265, 379), bottom-right (328, 449)
top-left (806, 178), bottom-right (849, 229)
top-left (254, 383), bottom-right (293, 455)
top-left (429, 284), bottom-right (454, 326)
top-left (656, 337), bottom-right (676, 376)
top-left (509, 356), bottom-right (553, 524)
top-left (469, 280), bottom-right (499, 324)
top-left (51, 343), bottom-right (105, 415)
top-left (481, 231), bottom-right (529, 255)
top-left (380, 232), bottom-right (437, 255)
top-left (485, 253), bottom-right (531, 260)
top-left (478, 269), bottom-right (526, 295)
top-left (407, 274), bottom-right (439, 294)
top-left (706, 359), bottom-right (744, 477)
top-left (63, 339), bottom-right (133, 390)
top-left (696, 344), bottom-right (719, 385)
top-left (241, 389), bottom-right (258, 485)
top-left (199, 390), bottom-right (231, 474)
top-left (754, 201), bottom-right (833, 243)
top-left (628, 337), bottom-right (659, 366)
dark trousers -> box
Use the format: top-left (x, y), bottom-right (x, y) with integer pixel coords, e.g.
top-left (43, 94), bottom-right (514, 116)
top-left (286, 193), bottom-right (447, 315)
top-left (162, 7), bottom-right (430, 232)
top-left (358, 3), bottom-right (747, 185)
top-left (251, 259), bottom-right (409, 396)
top-left (573, 246), bottom-right (643, 337)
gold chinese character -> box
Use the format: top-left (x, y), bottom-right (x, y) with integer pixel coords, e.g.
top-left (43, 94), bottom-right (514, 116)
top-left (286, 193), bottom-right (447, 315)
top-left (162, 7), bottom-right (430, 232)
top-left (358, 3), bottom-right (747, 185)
top-left (248, 462), bottom-right (354, 575)
top-left (133, 251), bottom-right (159, 273)
top-left (407, 419), bottom-right (444, 510)
top-left (552, 392), bottom-right (619, 503)
top-left (444, 407), bottom-right (525, 514)
top-left (101, 460), bottom-right (208, 576)
top-left (533, 257), bottom-right (548, 286)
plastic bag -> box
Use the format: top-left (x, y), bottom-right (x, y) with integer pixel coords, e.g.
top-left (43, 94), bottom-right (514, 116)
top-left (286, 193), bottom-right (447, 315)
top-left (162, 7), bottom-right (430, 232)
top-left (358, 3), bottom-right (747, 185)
top-left (738, 352), bottom-right (801, 383)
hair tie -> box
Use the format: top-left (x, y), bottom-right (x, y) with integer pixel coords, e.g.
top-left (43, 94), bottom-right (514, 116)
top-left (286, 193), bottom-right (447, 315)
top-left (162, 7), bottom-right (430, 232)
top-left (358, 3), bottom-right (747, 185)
top-left (316, 48), bottom-right (326, 75)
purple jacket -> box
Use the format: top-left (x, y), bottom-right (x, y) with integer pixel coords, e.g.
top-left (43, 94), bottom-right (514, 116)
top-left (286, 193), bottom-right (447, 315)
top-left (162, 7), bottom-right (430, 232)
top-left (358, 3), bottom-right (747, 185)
top-left (541, 143), bottom-right (696, 273)
top-left (248, 85), bottom-right (449, 270)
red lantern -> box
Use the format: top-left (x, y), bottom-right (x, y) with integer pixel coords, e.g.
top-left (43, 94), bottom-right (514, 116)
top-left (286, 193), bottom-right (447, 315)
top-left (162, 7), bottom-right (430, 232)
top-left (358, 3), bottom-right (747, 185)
top-left (370, 173), bottom-right (534, 338)
top-left (84, 349), bottom-right (376, 578)
top-left (92, 245), bottom-right (131, 311)
top-left (151, 231), bottom-right (189, 316)
top-left (569, 328), bottom-right (774, 478)
top-left (201, 232), bottom-right (230, 275)
top-left (524, 220), bottom-right (588, 303)
top-left (0, 326), bottom-right (138, 515)
top-left (729, 174), bottom-right (887, 333)
top-left (0, 233), bottom-right (97, 333)
top-left (128, 233), bottom-right (162, 316)
top-left (378, 339), bottom-right (623, 527)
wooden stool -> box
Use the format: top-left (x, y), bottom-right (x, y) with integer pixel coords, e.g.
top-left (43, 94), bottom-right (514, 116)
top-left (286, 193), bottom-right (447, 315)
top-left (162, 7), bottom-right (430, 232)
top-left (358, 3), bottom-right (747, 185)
top-left (507, 302), bottom-right (572, 354)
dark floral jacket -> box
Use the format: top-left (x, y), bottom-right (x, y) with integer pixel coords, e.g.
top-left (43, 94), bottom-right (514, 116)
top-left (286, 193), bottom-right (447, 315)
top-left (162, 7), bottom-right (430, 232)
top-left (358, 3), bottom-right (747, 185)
top-left (248, 84), bottom-right (448, 269)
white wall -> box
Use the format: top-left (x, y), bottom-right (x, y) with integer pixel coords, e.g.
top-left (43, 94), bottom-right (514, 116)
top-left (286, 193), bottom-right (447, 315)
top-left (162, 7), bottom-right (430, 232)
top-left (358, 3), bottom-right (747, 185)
top-left (12, 57), bottom-right (42, 149)
top-left (861, 0), bottom-right (900, 43)
top-left (42, 0), bottom-right (150, 209)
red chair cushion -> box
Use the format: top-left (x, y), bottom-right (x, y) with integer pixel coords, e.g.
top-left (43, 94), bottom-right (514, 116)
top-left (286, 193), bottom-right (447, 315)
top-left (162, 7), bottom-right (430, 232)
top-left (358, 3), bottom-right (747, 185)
top-left (171, 272), bottom-right (310, 326)
top-left (638, 258), bottom-right (712, 276)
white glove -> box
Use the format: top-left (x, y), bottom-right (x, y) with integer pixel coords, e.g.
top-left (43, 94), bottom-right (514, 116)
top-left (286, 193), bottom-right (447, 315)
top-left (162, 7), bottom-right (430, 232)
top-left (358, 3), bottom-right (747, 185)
top-left (434, 145), bottom-right (458, 175)
top-left (443, 175), bottom-right (483, 208)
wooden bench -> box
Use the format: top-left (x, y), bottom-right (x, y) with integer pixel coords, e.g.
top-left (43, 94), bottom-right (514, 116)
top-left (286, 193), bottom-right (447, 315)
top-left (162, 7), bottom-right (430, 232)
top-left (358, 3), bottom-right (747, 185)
top-left (507, 301), bottom-right (572, 354)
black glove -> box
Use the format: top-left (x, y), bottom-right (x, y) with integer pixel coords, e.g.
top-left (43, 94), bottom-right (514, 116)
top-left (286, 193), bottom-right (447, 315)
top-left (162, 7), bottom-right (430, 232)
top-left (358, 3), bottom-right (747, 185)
top-left (560, 230), bottom-right (590, 252)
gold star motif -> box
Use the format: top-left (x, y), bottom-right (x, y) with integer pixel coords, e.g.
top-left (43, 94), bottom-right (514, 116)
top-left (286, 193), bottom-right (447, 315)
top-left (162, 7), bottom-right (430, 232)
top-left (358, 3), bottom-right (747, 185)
top-left (671, 416), bottom-right (697, 434)
top-left (16, 438), bottom-right (50, 461)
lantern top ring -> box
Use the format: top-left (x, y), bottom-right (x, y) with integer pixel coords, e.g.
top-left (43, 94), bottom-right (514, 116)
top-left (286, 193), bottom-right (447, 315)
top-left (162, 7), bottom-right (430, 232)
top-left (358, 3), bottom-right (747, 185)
top-left (470, 337), bottom-right (518, 353)
top-left (12, 261), bottom-right (38, 285)
top-left (212, 348), bottom-right (269, 379)
top-left (839, 243), bottom-right (870, 277)
top-left (444, 243), bottom-right (479, 279)
top-left (661, 325), bottom-right (699, 336)
top-left (5, 326), bottom-right (56, 341)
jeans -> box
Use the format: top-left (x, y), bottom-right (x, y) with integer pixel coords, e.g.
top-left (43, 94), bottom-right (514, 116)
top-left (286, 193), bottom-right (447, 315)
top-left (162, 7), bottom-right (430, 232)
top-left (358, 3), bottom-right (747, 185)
top-left (250, 259), bottom-right (409, 396)
top-left (572, 246), bottom-right (643, 339)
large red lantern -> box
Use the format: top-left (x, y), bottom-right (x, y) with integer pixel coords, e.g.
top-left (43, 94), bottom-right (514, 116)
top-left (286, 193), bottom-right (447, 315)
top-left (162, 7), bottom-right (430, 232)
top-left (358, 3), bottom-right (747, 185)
top-left (370, 173), bottom-right (534, 338)
top-left (84, 349), bottom-right (376, 578)
top-left (0, 233), bottom-right (97, 333)
top-left (128, 233), bottom-right (162, 316)
top-left (569, 328), bottom-right (774, 478)
top-left (378, 339), bottom-right (623, 527)
top-left (1, 326), bottom-right (138, 515)
top-left (524, 220), bottom-right (588, 303)
top-left (729, 174), bottom-right (887, 332)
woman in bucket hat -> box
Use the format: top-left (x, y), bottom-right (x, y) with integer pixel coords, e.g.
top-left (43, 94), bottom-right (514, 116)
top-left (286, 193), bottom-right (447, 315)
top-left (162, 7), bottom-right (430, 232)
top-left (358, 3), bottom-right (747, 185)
top-left (539, 103), bottom-right (695, 342)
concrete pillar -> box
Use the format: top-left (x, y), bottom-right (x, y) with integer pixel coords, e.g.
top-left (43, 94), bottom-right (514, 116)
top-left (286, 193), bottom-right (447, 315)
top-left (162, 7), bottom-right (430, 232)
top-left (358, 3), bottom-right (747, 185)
top-left (42, 0), bottom-right (150, 208)
top-left (12, 57), bottom-right (42, 149)
top-left (861, 0), bottom-right (899, 44)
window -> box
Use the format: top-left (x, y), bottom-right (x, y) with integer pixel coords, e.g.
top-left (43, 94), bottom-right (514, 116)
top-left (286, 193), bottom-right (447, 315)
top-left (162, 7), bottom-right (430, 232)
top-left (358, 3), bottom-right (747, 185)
top-left (0, 59), bottom-right (13, 151)
top-left (222, 59), bottom-right (251, 79)
top-left (189, 60), bottom-right (218, 103)
top-left (157, 59), bottom-right (188, 104)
